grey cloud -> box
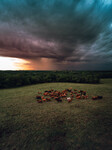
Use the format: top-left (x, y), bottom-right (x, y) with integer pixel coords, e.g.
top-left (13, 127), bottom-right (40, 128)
top-left (0, 0), bottom-right (112, 70)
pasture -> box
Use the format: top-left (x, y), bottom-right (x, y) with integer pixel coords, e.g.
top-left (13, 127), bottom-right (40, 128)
top-left (0, 79), bottom-right (112, 150)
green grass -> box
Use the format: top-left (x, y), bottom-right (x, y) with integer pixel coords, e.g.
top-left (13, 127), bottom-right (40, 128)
top-left (0, 79), bottom-right (112, 150)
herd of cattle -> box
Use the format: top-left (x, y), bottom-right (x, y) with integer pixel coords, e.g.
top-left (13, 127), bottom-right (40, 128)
top-left (36, 88), bottom-right (103, 103)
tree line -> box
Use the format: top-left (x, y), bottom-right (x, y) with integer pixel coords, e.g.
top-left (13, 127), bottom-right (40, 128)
top-left (0, 71), bottom-right (112, 89)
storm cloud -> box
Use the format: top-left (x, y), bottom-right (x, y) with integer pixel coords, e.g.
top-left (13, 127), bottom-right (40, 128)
top-left (0, 0), bottom-right (112, 70)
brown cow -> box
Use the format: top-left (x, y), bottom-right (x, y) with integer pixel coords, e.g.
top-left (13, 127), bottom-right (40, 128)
top-left (46, 98), bottom-right (51, 102)
top-left (92, 96), bottom-right (98, 100)
top-left (42, 99), bottom-right (46, 102)
top-left (76, 96), bottom-right (81, 99)
top-left (38, 100), bottom-right (43, 103)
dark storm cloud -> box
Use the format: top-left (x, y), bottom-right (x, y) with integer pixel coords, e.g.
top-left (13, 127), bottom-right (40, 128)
top-left (0, 0), bottom-right (112, 69)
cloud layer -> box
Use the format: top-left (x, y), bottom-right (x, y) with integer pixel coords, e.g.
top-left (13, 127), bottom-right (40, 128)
top-left (0, 0), bottom-right (112, 70)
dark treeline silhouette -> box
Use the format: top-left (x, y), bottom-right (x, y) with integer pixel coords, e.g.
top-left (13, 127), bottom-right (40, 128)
top-left (0, 71), bottom-right (112, 89)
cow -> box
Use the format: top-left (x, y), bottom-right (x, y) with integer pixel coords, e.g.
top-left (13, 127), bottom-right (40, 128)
top-left (42, 99), bottom-right (46, 102)
top-left (55, 97), bottom-right (62, 102)
top-left (46, 98), bottom-right (51, 102)
top-left (79, 90), bottom-right (83, 95)
top-left (38, 100), bottom-right (43, 103)
top-left (97, 96), bottom-right (103, 99)
top-left (76, 96), bottom-right (81, 99)
top-left (82, 95), bottom-right (88, 99)
top-left (44, 92), bottom-right (49, 96)
top-left (67, 97), bottom-right (72, 103)
top-left (36, 95), bottom-right (41, 99)
top-left (74, 92), bottom-right (77, 94)
top-left (76, 94), bottom-right (80, 97)
top-left (66, 89), bottom-right (72, 92)
top-left (38, 92), bottom-right (42, 94)
top-left (71, 94), bottom-right (74, 97)
top-left (56, 99), bottom-right (62, 102)
top-left (92, 96), bottom-right (98, 100)
top-left (92, 96), bottom-right (103, 100)
top-left (74, 89), bottom-right (77, 91)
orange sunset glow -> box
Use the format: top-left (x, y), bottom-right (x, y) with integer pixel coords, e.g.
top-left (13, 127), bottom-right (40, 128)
top-left (0, 56), bottom-right (33, 70)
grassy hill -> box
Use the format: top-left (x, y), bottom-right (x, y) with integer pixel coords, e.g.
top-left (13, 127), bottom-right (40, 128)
top-left (0, 79), bottom-right (112, 150)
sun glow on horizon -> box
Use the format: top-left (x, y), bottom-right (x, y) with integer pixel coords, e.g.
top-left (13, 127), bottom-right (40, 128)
top-left (0, 56), bottom-right (33, 70)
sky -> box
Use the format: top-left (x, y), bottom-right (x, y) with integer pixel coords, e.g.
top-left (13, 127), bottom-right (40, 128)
top-left (0, 0), bottom-right (112, 70)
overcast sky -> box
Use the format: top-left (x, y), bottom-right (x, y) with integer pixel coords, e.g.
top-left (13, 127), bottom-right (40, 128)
top-left (0, 0), bottom-right (112, 70)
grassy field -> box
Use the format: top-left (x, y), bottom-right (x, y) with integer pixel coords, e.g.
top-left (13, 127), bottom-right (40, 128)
top-left (0, 79), bottom-right (112, 150)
